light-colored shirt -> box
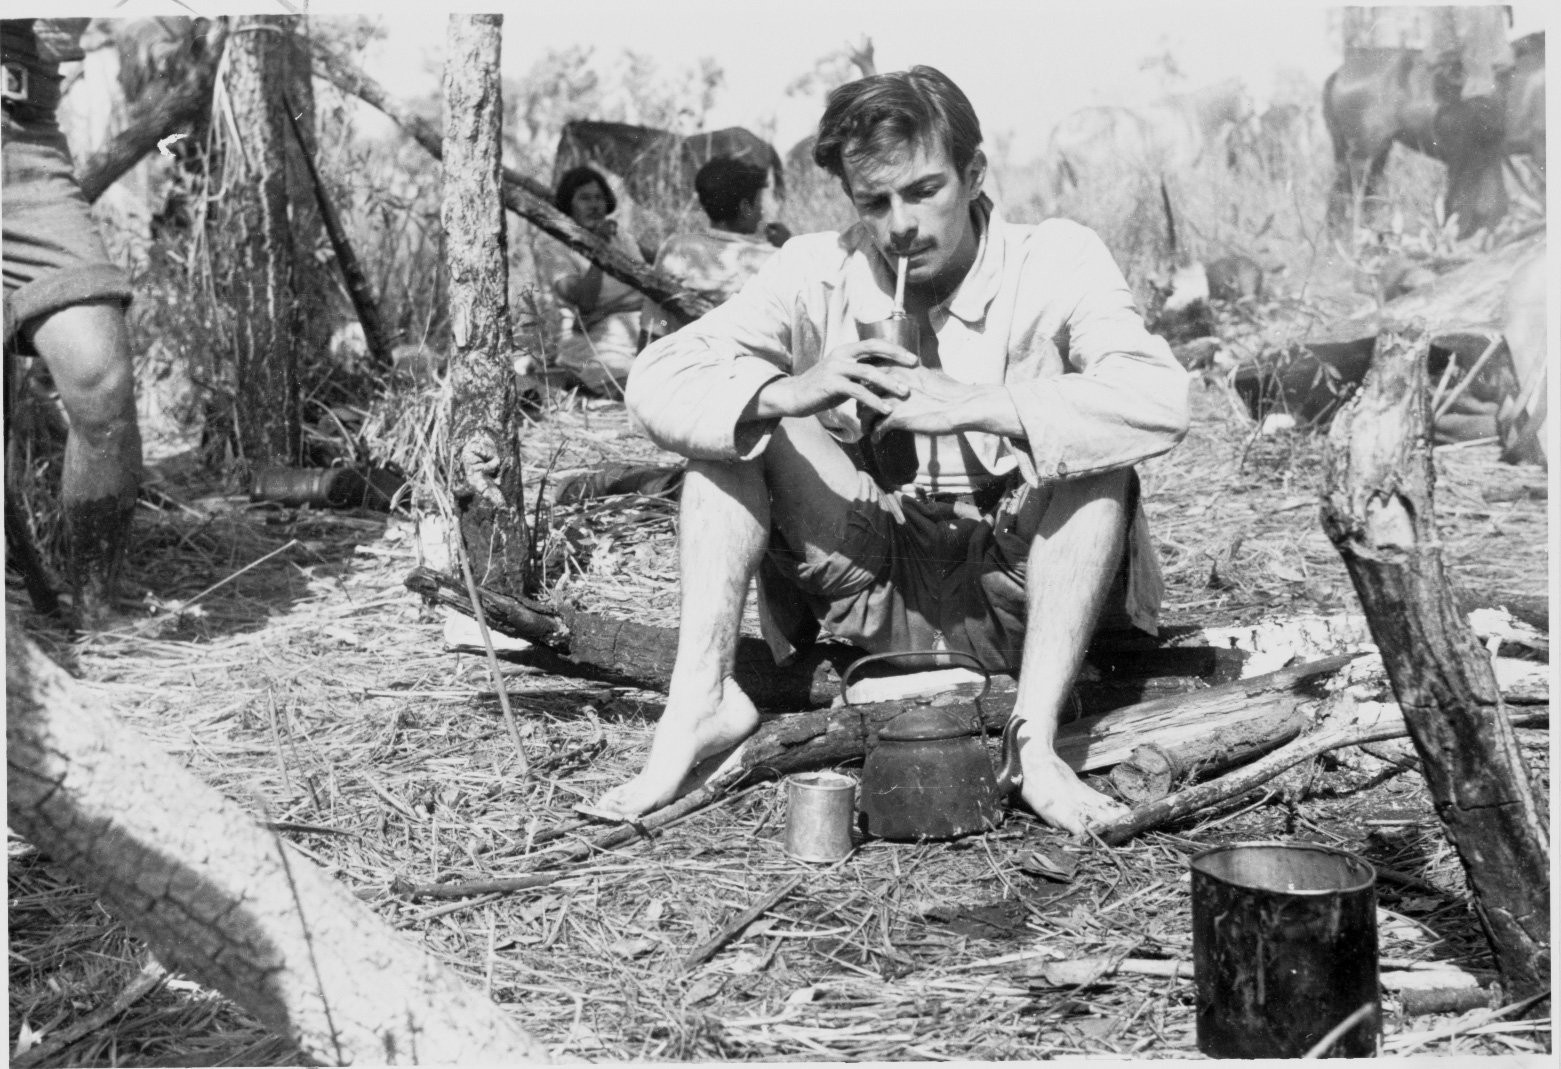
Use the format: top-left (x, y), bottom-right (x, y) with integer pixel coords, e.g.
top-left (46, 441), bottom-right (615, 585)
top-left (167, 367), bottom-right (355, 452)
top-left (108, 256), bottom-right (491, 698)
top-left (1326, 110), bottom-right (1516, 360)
top-left (539, 226), bottom-right (646, 327)
top-left (626, 202), bottom-right (1189, 633)
top-left (641, 225), bottom-right (779, 343)
top-left (654, 226), bottom-right (780, 305)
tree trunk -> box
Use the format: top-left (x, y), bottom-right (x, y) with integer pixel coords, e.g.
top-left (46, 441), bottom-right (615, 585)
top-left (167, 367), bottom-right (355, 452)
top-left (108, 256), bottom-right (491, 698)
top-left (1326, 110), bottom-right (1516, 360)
top-left (441, 15), bottom-right (529, 597)
top-left (211, 15), bottom-right (301, 467)
top-left (1320, 323), bottom-right (1549, 1001)
top-left (280, 22), bottom-right (333, 395)
top-left (5, 623), bottom-right (546, 1064)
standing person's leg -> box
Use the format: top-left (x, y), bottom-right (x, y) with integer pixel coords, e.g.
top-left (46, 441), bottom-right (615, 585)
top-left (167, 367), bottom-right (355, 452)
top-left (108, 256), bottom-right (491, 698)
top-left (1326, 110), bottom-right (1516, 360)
top-left (596, 416), bottom-right (869, 818)
top-left (1007, 468), bottom-right (1134, 834)
top-left (5, 105), bottom-right (141, 624)
top-left (25, 300), bottom-right (142, 621)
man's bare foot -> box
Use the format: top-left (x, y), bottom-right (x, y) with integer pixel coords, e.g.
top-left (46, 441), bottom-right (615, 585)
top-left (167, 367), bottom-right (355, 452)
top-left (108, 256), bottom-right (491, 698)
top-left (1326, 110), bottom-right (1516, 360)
top-left (1011, 721), bottom-right (1129, 835)
top-left (594, 678), bottom-right (759, 819)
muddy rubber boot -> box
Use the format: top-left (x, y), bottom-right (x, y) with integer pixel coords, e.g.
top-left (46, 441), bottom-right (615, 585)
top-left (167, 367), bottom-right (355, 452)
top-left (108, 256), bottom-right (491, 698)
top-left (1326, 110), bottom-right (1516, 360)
top-left (63, 494), bottom-right (135, 630)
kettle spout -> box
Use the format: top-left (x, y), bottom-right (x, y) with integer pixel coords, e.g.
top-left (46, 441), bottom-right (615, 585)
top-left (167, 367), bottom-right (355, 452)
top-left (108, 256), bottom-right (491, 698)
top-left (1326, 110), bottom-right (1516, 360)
top-left (995, 715), bottom-right (1025, 798)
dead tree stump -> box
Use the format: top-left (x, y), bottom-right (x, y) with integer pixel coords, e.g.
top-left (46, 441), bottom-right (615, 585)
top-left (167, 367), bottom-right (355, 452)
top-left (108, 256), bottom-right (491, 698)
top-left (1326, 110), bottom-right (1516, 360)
top-left (1320, 322), bottom-right (1549, 1001)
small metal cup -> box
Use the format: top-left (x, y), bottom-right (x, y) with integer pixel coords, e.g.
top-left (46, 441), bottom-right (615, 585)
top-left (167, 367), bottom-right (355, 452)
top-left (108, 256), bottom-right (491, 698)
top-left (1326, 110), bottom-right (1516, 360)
top-left (783, 772), bottom-right (856, 862)
top-left (855, 315), bottom-right (921, 489)
top-left (858, 313), bottom-right (920, 352)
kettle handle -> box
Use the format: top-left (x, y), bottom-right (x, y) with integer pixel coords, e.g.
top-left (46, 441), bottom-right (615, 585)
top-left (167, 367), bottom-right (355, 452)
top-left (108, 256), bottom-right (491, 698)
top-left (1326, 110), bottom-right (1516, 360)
top-left (841, 649), bottom-right (992, 706)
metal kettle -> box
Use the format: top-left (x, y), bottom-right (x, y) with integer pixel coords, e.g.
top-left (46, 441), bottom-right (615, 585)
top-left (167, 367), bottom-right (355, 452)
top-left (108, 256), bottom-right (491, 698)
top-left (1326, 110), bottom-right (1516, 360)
top-left (850, 651), bottom-right (1004, 841)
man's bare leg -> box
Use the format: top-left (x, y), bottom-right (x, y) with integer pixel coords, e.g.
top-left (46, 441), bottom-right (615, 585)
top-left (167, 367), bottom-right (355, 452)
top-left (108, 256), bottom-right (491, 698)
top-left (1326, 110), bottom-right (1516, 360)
top-left (27, 302), bottom-right (142, 624)
top-left (596, 418), bottom-right (867, 818)
top-left (1010, 469), bottom-right (1133, 834)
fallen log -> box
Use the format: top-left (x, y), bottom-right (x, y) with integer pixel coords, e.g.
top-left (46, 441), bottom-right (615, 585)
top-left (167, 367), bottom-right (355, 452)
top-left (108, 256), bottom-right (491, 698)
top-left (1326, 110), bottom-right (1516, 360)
top-left (1320, 322), bottom-right (1550, 1003)
top-left (649, 655), bottom-right (1352, 825)
top-left (393, 656), bottom-right (1354, 892)
top-left (405, 565), bottom-right (1248, 713)
top-left (6, 621), bottom-right (544, 1063)
top-left (1095, 696), bottom-right (1548, 846)
top-left (1023, 955), bottom-right (1499, 1017)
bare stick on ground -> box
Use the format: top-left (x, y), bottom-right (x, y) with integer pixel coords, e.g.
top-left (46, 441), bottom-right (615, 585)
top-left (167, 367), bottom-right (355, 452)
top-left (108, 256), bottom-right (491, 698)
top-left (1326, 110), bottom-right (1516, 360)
top-left (1094, 697), bottom-right (1548, 845)
top-left (1320, 321), bottom-right (1550, 1001)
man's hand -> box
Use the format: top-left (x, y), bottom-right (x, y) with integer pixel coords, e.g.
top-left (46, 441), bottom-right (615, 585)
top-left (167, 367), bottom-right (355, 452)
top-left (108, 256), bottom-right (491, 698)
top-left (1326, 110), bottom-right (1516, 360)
top-left (750, 339), bottom-right (917, 421)
top-left (873, 366), bottom-right (1024, 438)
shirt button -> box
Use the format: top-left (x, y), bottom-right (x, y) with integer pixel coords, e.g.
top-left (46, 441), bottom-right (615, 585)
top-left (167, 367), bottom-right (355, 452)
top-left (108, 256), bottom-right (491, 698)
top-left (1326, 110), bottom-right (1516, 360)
top-left (1056, 461), bottom-right (1068, 476)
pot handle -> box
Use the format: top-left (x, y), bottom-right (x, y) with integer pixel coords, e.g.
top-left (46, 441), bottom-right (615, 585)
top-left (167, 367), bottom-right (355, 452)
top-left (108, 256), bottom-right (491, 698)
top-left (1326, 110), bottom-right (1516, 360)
top-left (840, 649), bottom-right (992, 706)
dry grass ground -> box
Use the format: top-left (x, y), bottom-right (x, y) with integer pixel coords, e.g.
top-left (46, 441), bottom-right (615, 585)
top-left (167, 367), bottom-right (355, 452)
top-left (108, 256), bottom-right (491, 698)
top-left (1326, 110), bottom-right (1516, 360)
top-left (7, 74), bottom-right (1551, 1062)
top-left (7, 348), bottom-right (1551, 1063)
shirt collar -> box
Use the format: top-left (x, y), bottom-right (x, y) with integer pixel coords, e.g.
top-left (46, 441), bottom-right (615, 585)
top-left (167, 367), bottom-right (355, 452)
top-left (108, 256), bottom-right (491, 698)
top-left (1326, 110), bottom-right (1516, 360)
top-left (839, 194), bottom-right (1003, 325)
top-left (701, 223), bottom-right (768, 245)
top-left (947, 194), bottom-right (1002, 324)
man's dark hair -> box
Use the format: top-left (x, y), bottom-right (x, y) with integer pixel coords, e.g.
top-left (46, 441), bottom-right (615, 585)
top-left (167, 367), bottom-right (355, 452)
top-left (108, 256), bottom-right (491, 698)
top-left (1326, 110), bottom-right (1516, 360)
top-left (812, 65), bottom-right (983, 187)
top-left (554, 165), bottom-right (616, 217)
top-left (694, 157), bottom-right (769, 224)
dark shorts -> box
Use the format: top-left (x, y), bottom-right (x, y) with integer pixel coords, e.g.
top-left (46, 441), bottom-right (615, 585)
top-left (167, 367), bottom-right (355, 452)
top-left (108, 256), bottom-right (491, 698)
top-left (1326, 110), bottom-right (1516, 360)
top-left (3, 108), bottom-right (132, 353)
top-left (760, 467), bottom-right (1138, 671)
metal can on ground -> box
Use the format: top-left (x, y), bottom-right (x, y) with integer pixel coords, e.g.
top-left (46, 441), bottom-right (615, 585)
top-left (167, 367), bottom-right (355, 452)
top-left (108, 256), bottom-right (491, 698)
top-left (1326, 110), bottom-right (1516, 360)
top-left (782, 772), bottom-right (856, 863)
top-left (1190, 840), bottom-right (1379, 1059)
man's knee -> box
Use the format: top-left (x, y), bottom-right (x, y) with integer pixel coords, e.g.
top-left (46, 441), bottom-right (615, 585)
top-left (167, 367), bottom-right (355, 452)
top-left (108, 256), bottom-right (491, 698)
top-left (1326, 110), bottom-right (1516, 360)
top-left (27, 302), bottom-right (136, 432)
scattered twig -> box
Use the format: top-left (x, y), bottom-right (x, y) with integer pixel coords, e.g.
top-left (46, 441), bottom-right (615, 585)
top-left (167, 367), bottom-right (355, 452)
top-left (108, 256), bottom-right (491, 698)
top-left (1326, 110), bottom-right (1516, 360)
top-left (683, 873), bottom-right (807, 972)
top-left (117, 538), bottom-right (301, 634)
top-left (1300, 1002), bottom-right (1376, 1059)
top-left (1386, 990), bottom-right (1552, 1056)
top-left (11, 959), bottom-right (167, 1069)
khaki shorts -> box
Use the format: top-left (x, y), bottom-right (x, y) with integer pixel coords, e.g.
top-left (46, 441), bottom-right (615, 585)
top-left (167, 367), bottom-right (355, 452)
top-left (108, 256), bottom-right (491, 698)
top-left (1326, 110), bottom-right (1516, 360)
top-left (759, 466), bottom-right (1138, 671)
top-left (2, 108), bottom-right (132, 353)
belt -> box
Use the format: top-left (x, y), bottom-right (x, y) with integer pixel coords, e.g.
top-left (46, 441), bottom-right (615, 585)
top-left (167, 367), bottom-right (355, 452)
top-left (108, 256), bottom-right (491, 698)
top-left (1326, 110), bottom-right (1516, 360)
top-left (2, 61), bottom-right (59, 118)
top-left (914, 479), bottom-right (1009, 515)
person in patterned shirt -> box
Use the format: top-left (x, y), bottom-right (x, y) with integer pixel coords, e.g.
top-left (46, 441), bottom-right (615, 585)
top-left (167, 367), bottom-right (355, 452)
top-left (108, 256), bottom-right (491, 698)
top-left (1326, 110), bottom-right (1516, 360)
top-left (639, 156), bottom-right (789, 349)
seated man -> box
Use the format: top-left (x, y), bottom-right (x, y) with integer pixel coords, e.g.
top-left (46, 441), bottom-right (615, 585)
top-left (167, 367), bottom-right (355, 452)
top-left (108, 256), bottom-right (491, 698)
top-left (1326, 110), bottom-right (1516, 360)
top-left (640, 155), bottom-right (790, 348)
top-left (4, 17), bottom-right (142, 626)
top-left (600, 66), bottom-right (1189, 835)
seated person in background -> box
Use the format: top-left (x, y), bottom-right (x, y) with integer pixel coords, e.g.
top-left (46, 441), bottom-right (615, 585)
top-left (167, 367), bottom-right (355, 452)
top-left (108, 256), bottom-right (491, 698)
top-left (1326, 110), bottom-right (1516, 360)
top-left (540, 165), bottom-right (646, 396)
top-left (598, 65), bottom-right (1189, 834)
top-left (640, 156), bottom-right (790, 347)
top-left (3, 16), bottom-right (142, 627)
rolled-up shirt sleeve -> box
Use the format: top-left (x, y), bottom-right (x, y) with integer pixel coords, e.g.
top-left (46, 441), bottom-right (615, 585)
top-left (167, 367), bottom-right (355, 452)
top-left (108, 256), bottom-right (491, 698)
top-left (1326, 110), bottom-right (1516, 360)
top-left (626, 242), bottom-right (810, 460)
top-left (1005, 224), bottom-right (1189, 481)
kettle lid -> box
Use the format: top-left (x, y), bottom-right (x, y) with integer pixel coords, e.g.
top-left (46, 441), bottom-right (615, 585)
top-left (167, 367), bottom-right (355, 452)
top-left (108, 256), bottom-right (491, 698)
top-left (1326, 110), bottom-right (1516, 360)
top-left (878, 704), bottom-right (978, 742)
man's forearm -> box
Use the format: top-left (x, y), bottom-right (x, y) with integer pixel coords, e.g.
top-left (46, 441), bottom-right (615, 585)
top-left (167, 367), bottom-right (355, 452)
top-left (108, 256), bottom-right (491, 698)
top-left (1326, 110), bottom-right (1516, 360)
top-left (746, 375), bottom-right (1025, 435)
top-left (951, 383), bottom-right (1025, 438)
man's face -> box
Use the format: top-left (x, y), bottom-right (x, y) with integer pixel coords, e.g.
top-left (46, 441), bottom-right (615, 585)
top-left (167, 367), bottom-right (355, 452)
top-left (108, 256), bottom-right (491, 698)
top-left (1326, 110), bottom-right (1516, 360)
top-left (841, 137), bottom-right (984, 295)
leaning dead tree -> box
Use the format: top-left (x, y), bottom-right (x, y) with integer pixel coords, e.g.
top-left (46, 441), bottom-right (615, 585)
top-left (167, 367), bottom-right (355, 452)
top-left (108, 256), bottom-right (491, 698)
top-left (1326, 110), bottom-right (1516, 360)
top-left (6, 623), bottom-right (546, 1064)
top-left (77, 20), bottom-right (227, 204)
top-left (1321, 322), bottom-right (1549, 1002)
top-left (309, 42), bottom-right (715, 325)
top-left (441, 14), bottom-right (530, 600)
